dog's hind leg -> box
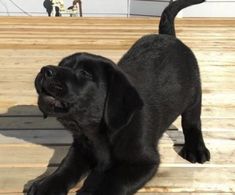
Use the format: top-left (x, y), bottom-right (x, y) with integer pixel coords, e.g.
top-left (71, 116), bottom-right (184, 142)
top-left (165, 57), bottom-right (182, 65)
top-left (180, 93), bottom-right (210, 163)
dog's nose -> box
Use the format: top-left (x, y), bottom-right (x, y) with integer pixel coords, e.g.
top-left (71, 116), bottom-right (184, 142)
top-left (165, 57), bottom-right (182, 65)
top-left (41, 66), bottom-right (55, 78)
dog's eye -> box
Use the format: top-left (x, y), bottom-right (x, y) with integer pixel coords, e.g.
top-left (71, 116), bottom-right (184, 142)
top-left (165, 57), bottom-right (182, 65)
top-left (79, 70), bottom-right (92, 80)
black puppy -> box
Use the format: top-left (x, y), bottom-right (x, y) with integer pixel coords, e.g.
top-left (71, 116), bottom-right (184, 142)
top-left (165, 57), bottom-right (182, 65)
top-left (29, 0), bottom-right (210, 194)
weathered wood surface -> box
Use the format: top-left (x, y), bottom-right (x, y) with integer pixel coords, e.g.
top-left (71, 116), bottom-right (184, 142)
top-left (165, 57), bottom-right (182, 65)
top-left (0, 131), bottom-right (234, 167)
top-left (0, 17), bottom-right (234, 194)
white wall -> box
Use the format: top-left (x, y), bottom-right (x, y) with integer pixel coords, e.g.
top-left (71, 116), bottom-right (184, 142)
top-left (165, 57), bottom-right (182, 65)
top-left (0, 0), bottom-right (45, 16)
top-left (130, 0), bottom-right (235, 17)
top-left (130, 0), bottom-right (170, 16)
top-left (181, 0), bottom-right (235, 17)
top-left (0, 0), bottom-right (234, 17)
top-left (83, 0), bottom-right (128, 16)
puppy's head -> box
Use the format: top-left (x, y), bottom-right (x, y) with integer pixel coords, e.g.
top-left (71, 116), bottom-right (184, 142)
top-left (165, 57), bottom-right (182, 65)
top-left (35, 53), bottom-right (143, 130)
top-left (35, 64), bottom-right (79, 118)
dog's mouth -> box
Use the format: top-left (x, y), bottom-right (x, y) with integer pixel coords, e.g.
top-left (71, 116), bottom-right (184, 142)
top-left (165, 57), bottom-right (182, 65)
top-left (36, 75), bottom-right (69, 117)
top-left (42, 88), bottom-right (65, 108)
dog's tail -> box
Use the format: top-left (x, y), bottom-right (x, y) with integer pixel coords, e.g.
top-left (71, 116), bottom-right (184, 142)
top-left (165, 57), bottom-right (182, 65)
top-left (159, 0), bottom-right (205, 36)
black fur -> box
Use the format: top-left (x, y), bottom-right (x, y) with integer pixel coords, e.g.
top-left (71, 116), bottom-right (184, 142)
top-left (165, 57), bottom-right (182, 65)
top-left (159, 0), bottom-right (205, 36)
top-left (29, 0), bottom-right (210, 194)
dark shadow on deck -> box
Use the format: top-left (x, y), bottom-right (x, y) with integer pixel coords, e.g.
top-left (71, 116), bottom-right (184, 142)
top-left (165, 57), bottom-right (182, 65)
top-left (0, 104), bottom-right (184, 194)
top-left (0, 105), bottom-right (71, 194)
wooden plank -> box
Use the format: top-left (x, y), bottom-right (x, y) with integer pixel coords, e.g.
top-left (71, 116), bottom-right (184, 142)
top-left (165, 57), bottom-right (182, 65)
top-left (0, 53), bottom-right (233, 67)
top-left (0, 116), bottom-right (63, 130)
top-left (0, 87), bottom-right (234, 100)
top-left (1, 70), bottom-right (235, 83)
top-left (0, 17), bottom-right (234, 195)
top-left (0, 141), bottom-right (234, 168)
top-left (0, 104), bottom-right (234, 118)
top-left (0, 50), bottom-right (234, 65)
top-left (0, 116), bottom-right (234, 131)
top-left (143, 167), bottom-right (235, 193)
top-left (0, 16), bottom-right (233, 24)
top-left (0, 167), bottom-right (234, 193)
top-left (2, 193), bottom-right (234, 195)
top-left (0, 41), bottom-right (233, 50)
top-left (0, 32), bottom-right (234, 42)
top-left (0, 18), bottom-right (233, 50)
top-left (0, 129), bottom-right (234, 146)
top-left (1, 75), bottom-right (235, 86)
top-left (0, 21), bottom-right (235, 31)
top-left (0, 17), bottom-right (234, 26)
top-left (1, 85), bottom-right (234, 100)
top-left (0, 49), bottom-right (125, 57)
top-left (0, 59), bottom-right (235, 70)
top-left (201, 107), bottom-right (235, 118)
top-left (0, 145), bottom-right (69, 168)
top-left (0, 115), bottom-right (175, 130)
top-left (173, 118), bottom-right (235, 132)
top-left (0, 29), bottom-right (234, 39)
top-left (0, 130), bottom-right (72, 145)
top-left (0, 131), bottom-right (234, 167)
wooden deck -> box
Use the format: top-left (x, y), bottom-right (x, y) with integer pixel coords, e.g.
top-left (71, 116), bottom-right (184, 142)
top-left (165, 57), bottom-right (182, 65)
top-left (0, 17), bottom-right (234, 195)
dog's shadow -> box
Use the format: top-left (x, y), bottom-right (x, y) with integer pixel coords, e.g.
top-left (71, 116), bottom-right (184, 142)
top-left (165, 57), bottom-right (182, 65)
top-left (0, 104), bottom-right (72, 194)
top-left (0, 104), bottom-right (183, 194)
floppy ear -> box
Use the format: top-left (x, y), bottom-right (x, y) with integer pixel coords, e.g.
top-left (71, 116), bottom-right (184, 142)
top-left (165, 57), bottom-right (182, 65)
top-left (104, 67), bottom-right (143, 131)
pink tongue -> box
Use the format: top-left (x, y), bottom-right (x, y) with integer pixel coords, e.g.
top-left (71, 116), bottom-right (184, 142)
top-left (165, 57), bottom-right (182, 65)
top-left (54, 99), bottom-right (64, 108)
top-left (43, 95), bottom-right (63, 108)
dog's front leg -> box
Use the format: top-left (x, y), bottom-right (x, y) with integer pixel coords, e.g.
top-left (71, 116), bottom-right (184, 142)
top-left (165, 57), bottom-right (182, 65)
top-left (77, 162), bottom-right (158, 195)
top-left (27, 136), bottom-right (93, 195)
top-left (180, 95), bottom-right (210, 163)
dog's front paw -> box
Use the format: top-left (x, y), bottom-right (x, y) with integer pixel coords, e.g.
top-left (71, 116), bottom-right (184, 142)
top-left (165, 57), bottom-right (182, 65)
top-left (27, 178), bottom-right (67, 195)
top-left (180, 144), bottom-right (210, 163)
